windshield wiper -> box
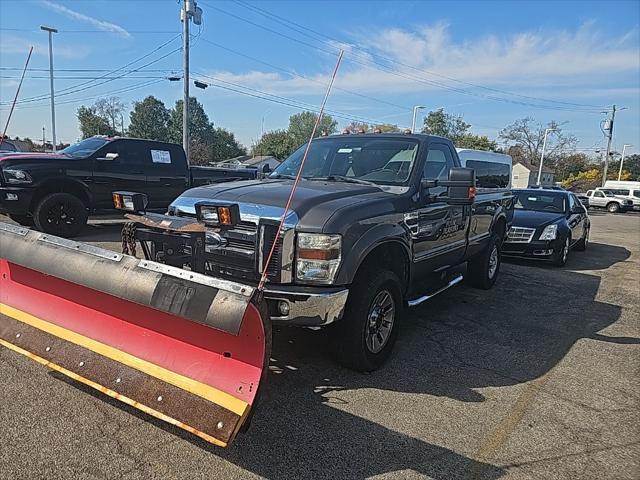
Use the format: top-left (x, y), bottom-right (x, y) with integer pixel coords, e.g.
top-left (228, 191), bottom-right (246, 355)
top-left (269, 173), bottom-right (297, 180)
top-left (310, 175), bottom-right (378, 186)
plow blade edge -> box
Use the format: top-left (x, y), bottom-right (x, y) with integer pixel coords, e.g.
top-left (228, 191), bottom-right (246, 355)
top-left (0, 223), bottom-right (270, 447)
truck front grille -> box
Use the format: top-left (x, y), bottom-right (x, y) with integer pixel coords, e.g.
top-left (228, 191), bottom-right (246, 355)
top-left (506, 226), bottom-right (535, 243)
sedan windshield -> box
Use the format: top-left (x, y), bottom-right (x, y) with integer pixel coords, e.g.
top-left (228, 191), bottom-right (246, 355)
top-left (61, 137), bottom-right (110, 157)
top-left (270, 137), bottom-right (420, 185)
top-left (514, 191), bottom-right (567, 213)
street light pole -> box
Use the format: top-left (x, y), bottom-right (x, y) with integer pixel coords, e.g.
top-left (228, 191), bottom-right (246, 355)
top-left (182, 0), bottom-right (190, 165)
top-left (618, 144), bottom-right (632, 181)
top-left (40, 25), bottom-right (57, 152)
top-left (536, 128), bottom-right (556, 185)
top-left (411, 105), bottom-right (425, 133)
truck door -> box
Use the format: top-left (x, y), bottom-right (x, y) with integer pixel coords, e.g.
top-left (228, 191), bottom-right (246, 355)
top-left (142, 142), bottom-right (188, 209)
top-left (411, 143), bottom-right (469, 279)
top-left (590, 190), bottom-right (606, 207)
top-left (91, 140), bottom-right (149, 209)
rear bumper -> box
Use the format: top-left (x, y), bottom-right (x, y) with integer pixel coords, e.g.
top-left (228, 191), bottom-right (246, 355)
top-left (0, 186), bottom-right (33, 215)
top-left (502, 238), bottom-right (563, 260)
top-left (263, 286), bottom-right (349, 327)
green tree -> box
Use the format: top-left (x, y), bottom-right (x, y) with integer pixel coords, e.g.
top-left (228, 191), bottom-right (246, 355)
top-left (288, 111), bottom-right (338, 146)
top-left (210, 127), bottom-right (246, 162)
top-left (168, 97), bottom-right (216, 165)
top-left (421, 109), bottom-right (495, 149)
top-left (128, 96), bottom-right (170, 141)
top-left (374, 123), bottom-right (401, 133)
top-left (77, 105), bottom-right (116, 139)
top-left (252, 129), bottom-right (298, 159)
top-left (621, 154), bottom-right (640, 180)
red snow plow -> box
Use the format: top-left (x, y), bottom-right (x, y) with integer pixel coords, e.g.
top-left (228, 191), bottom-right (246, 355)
top-left (0, 222), bottom-right (270, 448)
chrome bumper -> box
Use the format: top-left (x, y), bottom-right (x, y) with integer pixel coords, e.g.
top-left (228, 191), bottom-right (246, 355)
top-left (264, 287), bottom-right (349, 326)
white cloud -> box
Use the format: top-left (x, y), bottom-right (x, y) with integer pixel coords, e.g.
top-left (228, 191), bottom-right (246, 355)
top-left (199, 23), bottom-right (639, 99)
top-left (41, 0), bottom-right (131, 38)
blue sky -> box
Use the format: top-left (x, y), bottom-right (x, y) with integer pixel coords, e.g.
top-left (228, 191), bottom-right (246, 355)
top-left (1, 0), bottom-right (639, 156)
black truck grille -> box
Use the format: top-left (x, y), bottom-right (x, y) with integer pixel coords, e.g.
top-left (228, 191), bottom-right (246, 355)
top-left (204, 222), bottom-right (282, 283)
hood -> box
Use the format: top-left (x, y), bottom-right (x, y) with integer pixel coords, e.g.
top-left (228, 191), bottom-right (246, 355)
top-left (512, 209), bottom-right (565, 229)
top-left (0, 152), bottom-right (70, 162)
top-left (171, 178), bottom-right (391, 222)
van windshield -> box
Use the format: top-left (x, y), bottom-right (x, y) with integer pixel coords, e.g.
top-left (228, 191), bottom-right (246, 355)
top-left (270, 137), bottom-right (420, 185)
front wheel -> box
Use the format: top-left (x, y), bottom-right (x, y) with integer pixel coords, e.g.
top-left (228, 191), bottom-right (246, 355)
top-left (33, 193), bottom-right (88, 237)
top-left (467, 234), bottom-right (501, 290)
top-left (574, 227), bottom-right (589, 251)
top-left (331, 269), bottom-right (402, 372)
top-left (607, 202), bottom-right (620, 213)
top-left (552, 236), bottom-right (571, 266)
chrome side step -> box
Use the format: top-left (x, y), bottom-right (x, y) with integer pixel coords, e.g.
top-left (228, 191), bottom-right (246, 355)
top-left (407, 274), bottom-right (464, 307)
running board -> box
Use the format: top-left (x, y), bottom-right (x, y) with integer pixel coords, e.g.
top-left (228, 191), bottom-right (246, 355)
top-left (407, 274), bottom-right (464, 307)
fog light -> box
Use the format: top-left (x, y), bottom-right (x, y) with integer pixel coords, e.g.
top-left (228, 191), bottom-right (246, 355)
top-left (277, 300), bottom-right (290, 316)
top-left (5, 193), bottom-right (18, 201)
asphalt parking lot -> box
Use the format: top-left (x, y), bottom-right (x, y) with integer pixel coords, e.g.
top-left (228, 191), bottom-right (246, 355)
top-left (1, 212), bottom-right (638, 480)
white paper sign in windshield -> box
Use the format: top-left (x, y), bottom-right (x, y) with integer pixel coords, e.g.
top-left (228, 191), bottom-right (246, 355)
top-left (151, 150), bottom-right (171, 164)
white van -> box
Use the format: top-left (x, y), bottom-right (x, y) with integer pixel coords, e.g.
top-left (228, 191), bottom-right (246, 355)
top-left (598, 181), bottom-right (640, 210)
top-left (456, 149), bottom-right (512, 189)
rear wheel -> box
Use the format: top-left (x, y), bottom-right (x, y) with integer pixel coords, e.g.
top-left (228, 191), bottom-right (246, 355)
top-left (33, 192), bottom-right (88, 237)
top-left (466, 234), bottom-right (501, 290)
top-left (8, 214), bottom-right (33, 226)
top-left (331, 269), bottom-right (402, 372)
top-left (607, 202), bottom-right (620, 213)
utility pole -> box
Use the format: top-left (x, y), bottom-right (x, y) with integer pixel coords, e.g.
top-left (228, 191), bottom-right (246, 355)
top-left (42, 126), bottom-right (45, 150)
top-left (180, 0), bottom-right (202, 165)
top-left (601, 105), bottom-right (616, 187)
top-left (536, 128), bottom-right (556, 185)
top-left (618, 143), bottom-right (632, 181)
top-left (40, 26), bottom-right (58, 152)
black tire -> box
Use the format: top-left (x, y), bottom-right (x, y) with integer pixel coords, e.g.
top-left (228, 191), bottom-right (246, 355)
top-left (331, 269), bottom-right (403, 372)
top-left (606, 202), bottom-right (620, 214)
top-left (552, 236), bottom-right (571, 266)
top-left (8, 214), bottom-right (34, 226)
top-left (466, 234), bottom-right (501, 290)
top-left (574, 227), bottom-right (589, 252)
top-left (33, 193), bottom-right (88, 237)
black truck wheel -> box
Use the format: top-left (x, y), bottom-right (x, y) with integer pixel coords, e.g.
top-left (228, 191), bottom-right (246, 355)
top-left (8, 214), bottom-right (34, 226)
top-left (466, 234), bottom-right (501, 289)
top-left (33, 193), bottom-right (88, 238)
top-left (331, 269), bottom-right (402, 372)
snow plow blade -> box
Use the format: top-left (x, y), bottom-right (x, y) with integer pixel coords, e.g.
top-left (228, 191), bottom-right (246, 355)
top-left (0, 222), bottom-right (270, 448)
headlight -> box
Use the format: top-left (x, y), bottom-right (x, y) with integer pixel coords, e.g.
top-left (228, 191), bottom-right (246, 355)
top-left (3, 169), bottom-right (33, 184)
top-left (539, 224), bottom-right (558, 240)
top-left (296, 233), bottom-right (341, 283)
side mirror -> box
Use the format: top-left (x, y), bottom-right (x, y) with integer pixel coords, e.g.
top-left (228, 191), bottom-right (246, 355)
top-left (98, 152), bottom-right (119, 161)
top-left (421, 168), bottom-right (476, 205)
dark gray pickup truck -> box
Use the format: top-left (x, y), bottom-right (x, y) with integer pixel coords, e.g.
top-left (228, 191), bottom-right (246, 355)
top-left (122, 133), bottom-right (513, 371)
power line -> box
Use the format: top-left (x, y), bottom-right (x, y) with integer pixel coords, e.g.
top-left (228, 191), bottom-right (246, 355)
top-left (1, 34), bottom-right (181, 106)
top-left (231, 0), bottom-right (607, 111)
top-left (197, 37), bottom-right (411, 112)
top-left (193, 72), bottom-right (402, 127)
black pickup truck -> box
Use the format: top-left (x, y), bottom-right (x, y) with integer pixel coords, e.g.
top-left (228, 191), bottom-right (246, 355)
top-left (119, 133), bottom-right (513, 371)
top-left (0, 136), bottom-right (256, 236)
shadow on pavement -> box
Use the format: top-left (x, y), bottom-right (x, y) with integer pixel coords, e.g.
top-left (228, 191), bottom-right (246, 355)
top-left (50, 262), bottom-right (634, 479)
top-left (503, 242), bottom-right (630, 271)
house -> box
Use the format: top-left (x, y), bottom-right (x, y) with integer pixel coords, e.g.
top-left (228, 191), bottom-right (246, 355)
top-left (218, 155), bottom-right (281, 172)
top-left (512, 161), bottom-right (555, 188)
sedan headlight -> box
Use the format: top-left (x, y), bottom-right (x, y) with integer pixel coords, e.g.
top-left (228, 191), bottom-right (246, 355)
top-left (3, 169), bottom-right (33, 184)
top-left (296, 233), bottom-right (341, 283)
top-left (539, 224), bottom-right (558, 240)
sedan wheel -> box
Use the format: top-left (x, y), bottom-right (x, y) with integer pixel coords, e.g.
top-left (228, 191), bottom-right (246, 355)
top-left (553, 237), bottom-right (570, 266)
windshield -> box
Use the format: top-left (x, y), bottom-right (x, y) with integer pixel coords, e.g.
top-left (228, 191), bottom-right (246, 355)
top-left (270, 137), bottom-right (420, 185)
top-left (61, 137), bottom-right (110, 157)
top-left (514, 191), bottom-right (567, 213)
